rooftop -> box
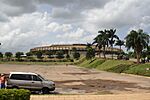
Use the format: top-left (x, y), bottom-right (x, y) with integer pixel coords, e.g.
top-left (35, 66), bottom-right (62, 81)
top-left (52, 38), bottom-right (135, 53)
top-left (10, 72), bottom-right (37, 75)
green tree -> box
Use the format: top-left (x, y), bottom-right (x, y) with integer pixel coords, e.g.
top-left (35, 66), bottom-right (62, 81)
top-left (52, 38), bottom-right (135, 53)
top-left (72, 47), bottom-right (77, 53)
top-left (0, 52), bottom-right (3, 60)
top-left (26, 52), bottom-right (33, 57)
top-left (107, 29), bottom-right (119, 59)
top-left (72, 47), bottom-right (80, 60)
top-left (115, 40), bottom-right (124, 54)
top-left (94, 29), bottom-right (109, 59)
top-left (66, 54), bottom-right (70, 59)
top-left (26, 52), bottom-right (33, 61)
top-left (141, 50), bottom-right (148, 61)
top-left (125, 29), bottom-right (150, 64)
top-left (127, 51), bottom-right (135, 58)
top-left (93, 35), bottom-right (102, 58)
top-left (73, 52), bottom-right (80, 60)
top-left (45, 51), bottom-right (53, 58)
top-left (15, 52), bottom-right (24, 61)
top-left (86, 43), bottom-right (95, 60)
top-left (5, 52), bottom-right (13, 61)
top-left (56, 50), bottom-right (64, 59)
top-left (35, 51), bottom-right (43, 59)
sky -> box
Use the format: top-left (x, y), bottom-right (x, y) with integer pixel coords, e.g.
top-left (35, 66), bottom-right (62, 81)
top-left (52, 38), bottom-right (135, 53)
top-left (0, 0), bottom-right (150, 53)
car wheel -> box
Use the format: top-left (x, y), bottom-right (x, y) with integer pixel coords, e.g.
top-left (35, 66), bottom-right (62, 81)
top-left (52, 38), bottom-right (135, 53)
top-left (42, 88), bottom-right (49, 94)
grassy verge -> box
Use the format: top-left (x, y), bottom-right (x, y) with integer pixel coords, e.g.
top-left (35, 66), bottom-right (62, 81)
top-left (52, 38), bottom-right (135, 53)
top-left (78, 58), bottom-right (105, 68)
top-left (77, 58), bottom-right (150, 77)
top-left (96, 60), bottom-right (133, 71)
top-left (124, 64), bottom-right (150, 77)
top-left (78, 58), bottom-right (132, 70)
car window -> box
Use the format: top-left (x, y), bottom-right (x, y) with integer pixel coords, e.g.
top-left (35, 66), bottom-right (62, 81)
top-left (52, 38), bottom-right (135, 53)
top-left (37, 74), bottom-right (45, 80)
top-left (10, 74), bottom-right (32, 81)
top-left (32, 75), bottom-right (42, 81)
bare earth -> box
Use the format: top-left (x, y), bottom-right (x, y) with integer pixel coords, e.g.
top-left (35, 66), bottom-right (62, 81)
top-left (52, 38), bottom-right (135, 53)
top-left (0, 64), bottom-right (150, 94)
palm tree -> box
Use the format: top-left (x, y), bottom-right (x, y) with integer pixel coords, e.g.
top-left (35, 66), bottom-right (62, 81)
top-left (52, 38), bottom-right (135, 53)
top-left (115, 40), bottom-right (124, 54)
top-left (98, 30), bottom-right (109, 59)
top-left (93, 34), bottom-right (102, 58)
top-left (107, 29), bottom-right (119, 59)
top-left (125, 29), bottom-right (150, 64)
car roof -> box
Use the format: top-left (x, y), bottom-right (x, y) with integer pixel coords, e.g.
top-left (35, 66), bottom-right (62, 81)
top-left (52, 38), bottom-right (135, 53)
top-left (10, 72), bottom-right (37, 75)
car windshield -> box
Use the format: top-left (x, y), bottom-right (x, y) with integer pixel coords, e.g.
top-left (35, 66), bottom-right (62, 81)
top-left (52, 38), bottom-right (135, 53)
top-left (37, 74), bottom-right (45, 80)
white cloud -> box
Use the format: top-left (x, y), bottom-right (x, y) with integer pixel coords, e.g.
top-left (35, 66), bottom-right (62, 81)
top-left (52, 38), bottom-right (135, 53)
top-left (0, 0), bottom-right (150, 52)
top-left (56, 28), bottom-right (86, 39)
top-left (47, 22), bottom-right (73, 32)
top-left (0, 12), bottom-right (89, 52)
top-left (79, 0), bottom-right (150, 36)
top-left (82, 0), bottom-right (137, 30)
top-left (0, 12), bottom-right (52, 52)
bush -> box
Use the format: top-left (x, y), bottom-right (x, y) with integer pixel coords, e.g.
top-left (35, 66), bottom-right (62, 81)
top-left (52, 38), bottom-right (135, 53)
top-left (0, 89), bottom-right (31, 100)
top-left (73, 52), bottom-right (80, 60)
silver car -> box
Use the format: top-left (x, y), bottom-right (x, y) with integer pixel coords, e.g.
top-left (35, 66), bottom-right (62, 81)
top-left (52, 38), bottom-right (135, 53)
top-left (7, 72), bottom-right (55, 94)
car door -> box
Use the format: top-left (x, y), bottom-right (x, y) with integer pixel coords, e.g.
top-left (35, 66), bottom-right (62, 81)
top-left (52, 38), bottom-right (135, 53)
top-left (9, 74), bottom-right (32, 89)
top-left (19, 74), bottom-right (32, 89)
top-left (30, 75), bottom-right (43, 90)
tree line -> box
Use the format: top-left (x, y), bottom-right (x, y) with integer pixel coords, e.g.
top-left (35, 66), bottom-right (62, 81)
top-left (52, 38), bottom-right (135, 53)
top-left (0, 48), bottom-right (81, 62)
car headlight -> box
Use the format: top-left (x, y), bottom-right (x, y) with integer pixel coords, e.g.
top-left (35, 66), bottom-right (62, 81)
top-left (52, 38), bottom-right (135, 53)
top-left (50, 84), bottom-right (55, 87)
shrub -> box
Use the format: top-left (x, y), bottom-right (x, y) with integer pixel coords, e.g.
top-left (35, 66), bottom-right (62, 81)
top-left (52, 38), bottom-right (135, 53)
top-left (73, 52), bottom-right (80, 60)
top-left (69, 59), bottom-right (74, 62)
top-left (0, 89), bottom-right (31, 100)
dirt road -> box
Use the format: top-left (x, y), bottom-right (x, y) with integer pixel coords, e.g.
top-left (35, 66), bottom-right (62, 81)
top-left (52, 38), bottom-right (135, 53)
top-left (0, 64), bottom-right (150, 94)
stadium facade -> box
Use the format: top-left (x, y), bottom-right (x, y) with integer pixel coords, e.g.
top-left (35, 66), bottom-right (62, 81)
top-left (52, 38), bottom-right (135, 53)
top-left (30, 44), bottom-right (122, 56)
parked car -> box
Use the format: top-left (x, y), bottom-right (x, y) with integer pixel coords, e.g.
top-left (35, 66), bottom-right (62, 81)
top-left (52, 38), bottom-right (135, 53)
top-left (6, 72), bottom-right (55, 94)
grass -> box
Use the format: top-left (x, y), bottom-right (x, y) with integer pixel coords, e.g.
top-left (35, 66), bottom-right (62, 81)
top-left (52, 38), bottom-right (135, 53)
top-left (78, 59), bottom-right (92, 67)
top-left (96, 60), bottom-right (133, 71)
top-left (125, 64), bottom-right (150, 77)
top-left (78, 58), bottom-right (132, 70)
top-left (106, 64), bottom-right (132, 73)
top-left (86, 59), bottom-right (105, 68)
top-left (0, 61), bottom-right (73, 65)
top-left (77, 58), bottom-right (150, 77)
top-left (78, 58), bottom-right (105, 68)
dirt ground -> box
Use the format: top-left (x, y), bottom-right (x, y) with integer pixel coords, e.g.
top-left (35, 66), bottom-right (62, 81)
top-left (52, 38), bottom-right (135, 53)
top-left (0, 64), bottom-right (150, 94)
